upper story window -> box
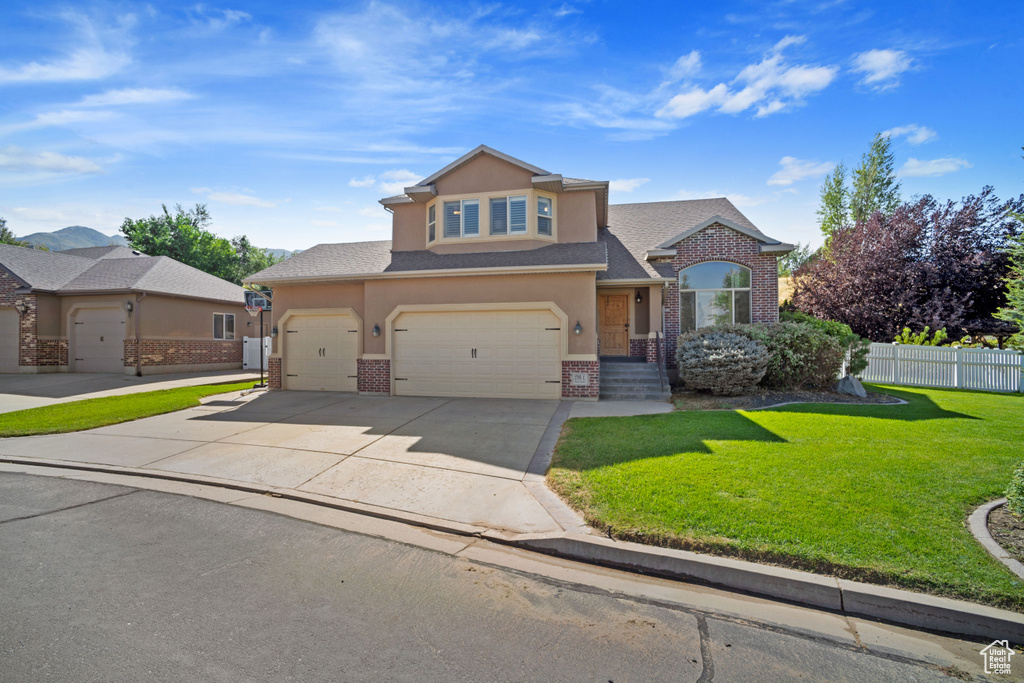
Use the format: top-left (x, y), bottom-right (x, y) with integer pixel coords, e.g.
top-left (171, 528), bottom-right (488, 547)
top-left (444, 199), bottom-right (479, 237)
top-left (429, 190), bottom-right (555, 244)
top-left (678, 261), bottom-right (751, 331)
top-left (489, 195), bottom-right (527, 235)
top-left (537, 196), bottom-right (552, 236)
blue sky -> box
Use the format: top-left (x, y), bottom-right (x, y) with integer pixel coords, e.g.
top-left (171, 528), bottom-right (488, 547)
top-left (1, 1), bottom-right (1021, 251)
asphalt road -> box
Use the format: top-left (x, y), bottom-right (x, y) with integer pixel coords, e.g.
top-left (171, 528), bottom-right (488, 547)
top-left (0, 473), bottom-right (977, 682)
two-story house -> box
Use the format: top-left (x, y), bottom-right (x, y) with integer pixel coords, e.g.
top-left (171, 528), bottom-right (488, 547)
top-left (245, 145), bottom-right (793, 400)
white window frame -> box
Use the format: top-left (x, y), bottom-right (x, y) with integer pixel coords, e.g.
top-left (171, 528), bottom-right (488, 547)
top-left (427, 203), bottom-right (436, 243)
top-left (430, 189), bottom-right (557, 243)
top-left (678, 262), bottom-right (752, 331)
top-left (537, 195), bottom-right (553, 236)
top-left (489, 194), bottom-right (528, 235)
top-left (443, 198), bottom-right (480, 238)
top-left (213, 312), bottom-right (235, 340)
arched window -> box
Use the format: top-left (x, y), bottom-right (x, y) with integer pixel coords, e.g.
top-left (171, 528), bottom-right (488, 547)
top-left (678, 262), bottom-right (751, 332)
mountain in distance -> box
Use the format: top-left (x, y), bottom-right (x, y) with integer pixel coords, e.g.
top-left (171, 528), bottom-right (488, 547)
top-left (18, 226), bottom-right (128, 251)
top-left (267, 248), bottom-right (296, 259)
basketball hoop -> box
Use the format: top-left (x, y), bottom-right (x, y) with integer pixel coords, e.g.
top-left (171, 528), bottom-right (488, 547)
top-left (245, 305), bottom-right (262, 318)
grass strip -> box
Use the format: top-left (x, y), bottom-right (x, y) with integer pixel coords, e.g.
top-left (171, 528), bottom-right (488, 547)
top-left (0, 380), bottom-right (258, 437)
top-left (548, 384), bottom-right (1024, 610)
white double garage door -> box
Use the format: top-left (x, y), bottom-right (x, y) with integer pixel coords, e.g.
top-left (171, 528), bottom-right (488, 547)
top-left (283, 308), bottom-right (562, 399)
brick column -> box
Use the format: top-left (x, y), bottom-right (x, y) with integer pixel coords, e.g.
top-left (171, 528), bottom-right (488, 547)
top-left (268, 357), bottom-right (282, 389)
top-left (561, 359), bottom-right (600, 399)
top-left (357, 358), bottom-right (391, 395)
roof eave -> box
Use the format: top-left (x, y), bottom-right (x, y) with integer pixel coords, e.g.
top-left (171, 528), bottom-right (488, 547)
top-left (417, 145), bottom-right (549, 187)
top-left (379, 195), bottom-right (414, 206)
top-left (247, 262), bottom-right (608, 286)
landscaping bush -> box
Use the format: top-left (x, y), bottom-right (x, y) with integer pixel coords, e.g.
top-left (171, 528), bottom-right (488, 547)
top-left (894, 326), bottom-right (949, 346)
top-left (1007, 461), bottom-right (1024, 518)
top-left (675, 330), bottom-right (769, 396)
top-left (746, 322), bottom-right (845, 390)
top-left (781, 310), bottom-right (871, 376)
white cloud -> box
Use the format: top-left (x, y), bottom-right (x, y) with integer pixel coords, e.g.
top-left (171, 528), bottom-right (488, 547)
top-left (377, 169), bottom-right (422, 195)
top-left (767, 156), bottom-right (834, 186)
top-left (883, 124), bottom-right (936, 145)
top-left (312, 219), bottom-right (341, 228)
top-left (187, 6), bottom-right (253, 32)
top-left (78, 88), bottom-right (195, 107)
top-left (0, 146), bottom-right (103, 174)
top-left (358, 206), bottom-right (383, 217)
top-left (192, 186), bottom-right (276, 207)
top-left (609, 178), bottom-right (650, 192)
top-left (665, 51), bottom-right (702, 82)
top-left (0, 13), bottom-right (132, 83)
top-left (852, 49), bottom-right (913, 90)
top-left (898, 157), bottom-right (972, 178)
top-left (554, 4), bottom-right (580, 17)
top-left (655, 37), bottom-right (837, 121)
top-left (348, 176), bottom-right (376, 188)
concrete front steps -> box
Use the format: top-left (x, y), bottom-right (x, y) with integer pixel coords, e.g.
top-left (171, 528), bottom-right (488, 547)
top-left (599, 358), bottom-right (671, 401)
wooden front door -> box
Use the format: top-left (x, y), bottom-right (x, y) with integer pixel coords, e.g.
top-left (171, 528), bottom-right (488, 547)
top-left (599, 294), bottom-right (629, 356)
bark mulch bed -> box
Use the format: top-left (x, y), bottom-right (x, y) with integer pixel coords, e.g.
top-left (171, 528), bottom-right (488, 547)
top-left (988, 505), bottom-right (1024, 563)
top-left (671, 388), bottom-right (902, 411)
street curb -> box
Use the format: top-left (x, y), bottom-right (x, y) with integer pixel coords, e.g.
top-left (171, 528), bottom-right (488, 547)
top-left (3, 455), bottom-right (1022, 643)
top-left (969, 498), bottom-right (1024, 580)
top-left (508, 533), bottom-right (1024, 643)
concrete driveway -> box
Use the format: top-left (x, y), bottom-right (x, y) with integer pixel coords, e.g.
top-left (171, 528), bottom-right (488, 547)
top-left (0, 391), bottom-right (575, 534)
top-left (0, 370), bottom-right (260, 414)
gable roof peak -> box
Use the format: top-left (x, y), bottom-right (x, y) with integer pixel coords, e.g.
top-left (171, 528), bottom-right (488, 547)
top-left (416, 145), bottom-right (551, 187)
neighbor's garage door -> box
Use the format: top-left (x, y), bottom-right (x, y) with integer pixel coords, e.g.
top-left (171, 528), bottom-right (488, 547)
top-left (72, 307), bottom-right (126, 373)
top-left (393, 309), bottom-right (561, 399)
top-left (0, 309), bottom-right (19, 373)
top-left (283, 313), bottom-right (358, 391)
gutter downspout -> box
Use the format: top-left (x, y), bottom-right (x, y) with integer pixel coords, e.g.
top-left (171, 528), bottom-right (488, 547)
top-left (134, 292), bottom-right (146, 376)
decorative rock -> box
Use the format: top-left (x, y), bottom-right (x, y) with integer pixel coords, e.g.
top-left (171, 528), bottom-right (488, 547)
top-left (834, 374), bottom-right (867, 398)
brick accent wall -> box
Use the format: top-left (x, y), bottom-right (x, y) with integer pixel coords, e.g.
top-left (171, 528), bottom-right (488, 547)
top-left (662, 224), bottom-right (779, 368)
top-left (37, 338), bottom-right (67, 367)
top-left (561, 359), bottom-right (600, 399)
top-left (645, 336), bottom-right (659, 364)
top-left (0, 271), bottom-right (51, 369)
top-left (628, 338), bottom-right (646, 358)
top-left (268, 356), bottom-right (282, 389)
top-left (357, 358), bottom-right (391, 395)
top-left (137, 339), bottom-right (242, 367)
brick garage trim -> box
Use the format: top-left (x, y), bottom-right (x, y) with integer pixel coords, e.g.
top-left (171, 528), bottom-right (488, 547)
top-left (268, 356), bottom-right (282, 389)
top-left (136, 339), bottom-right (242, 368)
top-left (661, 224), bottom-right (779, 368)
top-left (357, 358), bottom-right (391, 395)
top-left (561, 359), bottom-right (600, 399)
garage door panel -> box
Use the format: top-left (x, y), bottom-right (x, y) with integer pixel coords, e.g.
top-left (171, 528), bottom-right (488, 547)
top-left (73, 308), bottom-right (126, 373)
top-left (0, 309), bottom-right (19, 373)
top-left (394, 309), bottom-right (562, 400)
top-left (284, 314), bottom-right (358, 392)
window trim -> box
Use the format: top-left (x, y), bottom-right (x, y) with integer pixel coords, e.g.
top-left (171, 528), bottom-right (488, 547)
top-left (678, 261), bottom-right (752, 331)
top-left (213, 312), bottom-right (235, 340)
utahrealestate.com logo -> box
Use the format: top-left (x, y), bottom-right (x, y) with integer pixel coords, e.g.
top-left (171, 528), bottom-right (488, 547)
top-left (981, 640), bottom-right (1016, 675)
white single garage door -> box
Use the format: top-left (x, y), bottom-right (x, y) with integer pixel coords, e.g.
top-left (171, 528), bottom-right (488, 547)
top-left (72, 307), bottom-right (126, 373)
top-left (0, 308), bottom-right (19, 373)
top-left (393, 309), bottom-right (562, 399)
top-left (283, 313), bottom-right (359, 391)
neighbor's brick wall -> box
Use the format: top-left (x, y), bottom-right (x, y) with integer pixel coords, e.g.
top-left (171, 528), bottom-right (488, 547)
top-left (357, 358), bottom-right (391, 395)
top-left (561, 359), bottom-right (600, 399)
top-left (268, 356), bottom-right (282, 389)
top-left (0, 271), bottom-right (52, 368)
top-left (662, 224), bottom-right (779, 368)
top-left (136, 339), bottom-right (242, 367)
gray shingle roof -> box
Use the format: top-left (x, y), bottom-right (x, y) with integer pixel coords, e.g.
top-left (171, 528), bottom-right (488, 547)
top-left (244, 240), bottom-right (606, 283)
top-left (62, 245), bottom-right (146, 259)
top-left (0, 244), bottom-right (244, 303)
top-left (601, 198), bottom-right (764, 280)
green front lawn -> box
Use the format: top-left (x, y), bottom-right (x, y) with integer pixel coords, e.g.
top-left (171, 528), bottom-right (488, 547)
top-left (0, 381), bottom-right (258, 438)
top-left (548, 385), bottom-right (1024, 609)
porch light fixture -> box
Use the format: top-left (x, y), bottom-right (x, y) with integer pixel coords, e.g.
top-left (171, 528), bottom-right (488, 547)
top-left (635, 291), bottom-right (643, 304)
top-left (271, 326), bottom-right (278, 338)
top-left (125, 301), bottom-right (133, 312)
top-left (14, 302), bottom-right (26, 315)
top-left (574, 321), bottom-right (582, 336)
top-left (372, 324), bottom-right (380, 337)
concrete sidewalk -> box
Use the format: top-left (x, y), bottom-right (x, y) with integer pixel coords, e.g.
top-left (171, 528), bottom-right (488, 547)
top-left (0, 370), bottom-right (261, 414)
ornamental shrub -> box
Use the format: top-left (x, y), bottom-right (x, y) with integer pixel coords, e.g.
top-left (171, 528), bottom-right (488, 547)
top-left (675, 330), bottom-right (769, 396)
top-left (1007, 461), bottom-right (1024, 518)
top-left (745, 322), bottom-right (845, 389)
top-left (781, 310), bottom-right (870, 376)
top-left (894, 326), bottom-right (949, 346)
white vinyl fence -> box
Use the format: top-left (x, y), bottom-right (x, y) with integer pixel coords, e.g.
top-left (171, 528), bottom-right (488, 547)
top-left (857, 342), bottom-right (1024, 393)
top-left (242, 336), bottom-right (272, 371)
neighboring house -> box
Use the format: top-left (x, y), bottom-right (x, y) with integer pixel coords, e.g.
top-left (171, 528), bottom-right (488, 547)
top-left (246, 145), bottom-right (793, 400)
top-left (0, 244), bottom-right (248, 375)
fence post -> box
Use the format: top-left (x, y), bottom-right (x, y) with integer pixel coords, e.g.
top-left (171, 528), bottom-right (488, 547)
top-left (891, 342), bottom-right (900, 385)
top-left (1019, 351), bottom-right (1023, 394)
top-left (953, 345), bottom-right (963, 389)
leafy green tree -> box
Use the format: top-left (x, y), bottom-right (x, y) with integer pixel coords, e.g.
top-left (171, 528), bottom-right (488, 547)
top-left (121, 204), bottom-right (280, 284)
top-left (995, 231), bottom-right (1024, 348)
top-left (778, 242), bottom-right (816, 277)
top-left (816, 162), bottom-right (849, 237)
top-left (0, 217), bottom-right (28, 247)
top-left (850, 133), bottom-right (901, 223)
